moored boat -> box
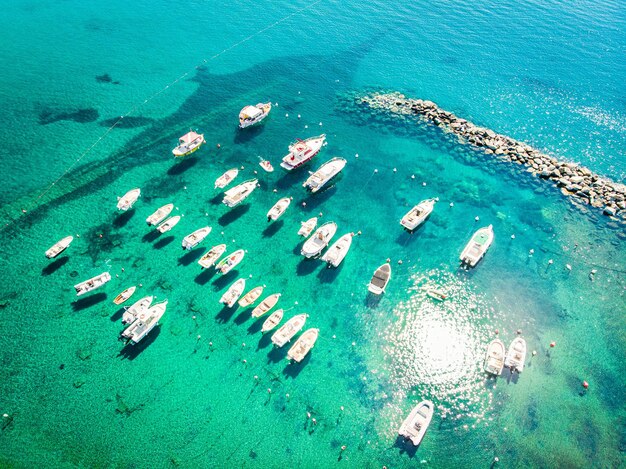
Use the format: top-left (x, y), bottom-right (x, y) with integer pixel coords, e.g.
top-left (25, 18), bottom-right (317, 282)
top-left (287, 328), bottom-right (319, 362)
top-left (267, 197), bottom-right (291, 222)
top-left (368, 263), bottom-right (391, 295)
top-left (259, 156), bottom-right (274, 172)
top-left (504, 337), bottom-right (527, 372)
top-left (460, 225), bottom-right (494, 267)
top-left (74, 272), bottom-right (111, 296)
top-left (215, 249), bottom-right (245, 274)
top-left (182, 226), bottom-right (211, 250)
top-left (146, 203), bottom-right (174, 226)
top-left (117, 188), bottom-right (141, 211)
top-left (271, 314), bottom-right (307, 347)
top-left (251, 293), bottom-right (281, 318)
top-left (198, 244), bottom-right (227, 269)
top-left (426, 289), bottom-right (447, 301)
top-left (301, 221), bottom-right (337, 258)
top-left (45, 235), bottom-right (73, 259)
top-left (320, 232), bottom-right (353, 267)
top-left (219, 278), bottom-right (246, 308)
top-left (238, 285), bottom-right (264, 307)
top-left (239, 102), bottom-right (271, 129)
top-left (156, 215), bottom-right (181, 234)
top-left (400, 198), bottom-right (436, 231)
top-left (120, 300), bottom-right (167, 344)
top-left (298, 217), bottom-right (318, 237)
top-left (302, 157), bottom-right (346, 193)
top-left (484, 339), bottom-right (506, 376)
top-left (113, 286), bottom-right (136, 305)
top-left (261, 309), bottom-right (283, 333)
top-left (398, 400), bottom-right (434, 446)
top-left (214, 168), bottom-right (239, 189)
top-left (280, 134), bottom-right (326, 171)
top-left (122, 295), bottom-right (153, 325)
top-left (172, 130), bottom-right (205, 157)
top-left (222, 179), bottom-right (258, 207)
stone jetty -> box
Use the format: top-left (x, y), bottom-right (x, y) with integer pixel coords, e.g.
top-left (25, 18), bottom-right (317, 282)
top-left (344, 91), bottom-right (626, 225)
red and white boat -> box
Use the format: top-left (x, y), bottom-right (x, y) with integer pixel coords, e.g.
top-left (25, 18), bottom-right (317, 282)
top-left (280, 134), bottom-right (326, 171)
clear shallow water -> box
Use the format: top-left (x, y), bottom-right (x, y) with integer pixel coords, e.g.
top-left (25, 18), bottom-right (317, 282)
top-left (0, 0), bottom-right (625, 467)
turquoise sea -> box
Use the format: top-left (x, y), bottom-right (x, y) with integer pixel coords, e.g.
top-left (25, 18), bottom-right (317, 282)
top-left (0, 0), bottom-right (624, 467)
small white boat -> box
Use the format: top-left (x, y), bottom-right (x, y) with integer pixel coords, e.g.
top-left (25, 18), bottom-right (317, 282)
top-left (400, 198), bottom-right (436, 231)
top-left (280, 134), bottom-right (326, 171)
top-left (74, 272), bottom-right (111, 296)
top-left (298, 217), bottom-right (318, 237)
top-left (45, 235), bottom-right (73, 259)
top-left (238, 285), bottom-right (264, 308)
top-left (261, 309), bottom-right (283, 333)
top-left (172, 130), bottom-right (205, 157)
top-left (122, 295), bottom-right (153, 325)
top-left (215, 249), bottom-right (245, 274)
top-left (219, 278), bottom-right (246, 308)
top-left (113, 286), bottom-right (136, 305)
top-left (222, 179), bottom-right (258, 208)
top-left (267, 197), bottom-right (291, 222)
top-left (117, 188), bottom-right (141, 211)
top-left (251, 293), bottom-right (281, 318)
top-left (301, 221), bottom-right (337, 258)
top-left (504, 337), bottom-right (527, 372)
top-left (271, 314), bottom-right (307, 347)
top-left (303, 157), bottom-right (346, 193)
top-left (368, 263), bottom-right (391, 295)
top-left (398, 400), bottom-right (434, 446)
top-left (239, 102), bottom-right (271, 129)
top-left (156, 215), bottom-right (181, 234)
top-left (287, 328), bottom-right (319, 362)
top-left (484, 339), bottom-right (506, 376)
top-left (426, 289), bottom-right (447, 301)
top-left (259, 156), bottom-right (274, 173)
top-left (321, 232), bottom-right (353, 267)
top-left (146, 203), bottom-right (174, 226)
top-left (120, 300), bottom-right (167, 344)
top-left (460, 225), bottom-right (494, 267)
top-left (182, 226), bottom-right (211, 250)
top-left (198, 244), bottom-right (227, 269)
top-left (214, 168), bottom-right (239, 189)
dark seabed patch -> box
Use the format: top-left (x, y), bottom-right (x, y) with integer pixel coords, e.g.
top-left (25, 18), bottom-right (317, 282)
top-left (95, 73), bottom-right (120, 85)
top-left (39, 108), bottom-right (99, 125)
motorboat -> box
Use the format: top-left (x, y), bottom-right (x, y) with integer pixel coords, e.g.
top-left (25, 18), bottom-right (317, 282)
top-left (238, 285), bottom-right (264, 308)
top-left (215, 249), bottom-right (245, 274)
top-left (251, 293), bottom-right (281, 318)
top-left (45, 235), bottom-right (73, 259)
top-left (267, 197), bottom-right (291, 222)
top-left (146, 203), bottom-right (174, 226)
top-left (182, 226), bottom-right (211, 250)
top-left (271, 314), bottom-right (307, 347)
top-left (214, 168), bottom-right (238, 189)
top-left (460, 225), bottom-right (494, 267)
top-left (261, 309), bottom-right (283, 333)
top-left (368, 263), bottom-right (391, 295)
top-left (287, 328), bottom-right (319, 363)
top-left (156, 215), bottom-right (181, 234)
top-left (74, 272), bottom-right (111, 296)
top-left (198, 244), bottom-right (227, 269)
top-left (280, 134), bottom-right (326, 171)
top-left (219, 278), bottom-right (246, 308)
top-left (120, 300), bottom-right (167, 345)
top-left (117, 188), bottom-right (140, 211)
top-left (239, 102), bottom-right (271, 129)
top-left (122, 295), bottom-right (153, 325)
top-left (222, 179), bottom-right (258, 208)
top-left (426, 289), bottom-right (447, 301)
top-left (259, 157), bottom-right (274, 173)
top-left (398, 400), bottom-right (434, 446)
top-left (300, 222), bottom-right (337, 258)
top-left (302, 157), bottom-right (346, 193)
top-left (400, 198), bottom-right (436, 231)
top-left (321, 232), bottom-right (353, 268)
top-left (504, 337), bottom-right (527, 373)
top-left (113, 286), bottom-right (136, 305)
top-left (172, 130), bottom-right (205, 157)
top-left (298, 217), bottom-right (318, 237)
top-left (484, 339), bottom-right (506, 376)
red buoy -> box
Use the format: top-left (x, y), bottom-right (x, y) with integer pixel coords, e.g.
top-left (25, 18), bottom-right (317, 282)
top-left (582, 381), bottom-right (589, 389)
top-left (550, 341), bottom-right (556, 348)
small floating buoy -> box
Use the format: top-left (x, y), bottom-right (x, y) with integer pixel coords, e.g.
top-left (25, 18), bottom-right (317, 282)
top-left (319, 212), bottom-right (323, 217)
top-left (386, 258), bottom-right (391, 263)
top-left (422, 182), bottom-right (427, 186)
top-left (532, 350), bottom-right (537, 356)
top-left (254, 375), bottom-right (258, 380)
top-left (332, 335), bottom-right (336, 339)
top-left (398, 260), bottom-right (403, 265)
top-left (312, 418), bottom-right (317, 425)
top-left (495, 329), bottom-right (499, 334)
top-left (254, 170), bottom-right (258, 175)
top-left (21, 209), bottom-right (27, 213)
top-left (2, 413), bottom-right (8, 418)
top-left (76, 234), bottom-right (80, 238)
top-left (273, 189), bottom-right (277, 193)
top-left (205, 212), bottom-right (208, 216)
top-left (197, 335), bottom-right (201, 339)
top-left (298, 114), bottom-right (301, 119)
top-left (285, 113), bottom-right (289, 118)
top-left (115, 274), bottom-right (119, 278)
top-left (304, 125), bottom-right (308, 129)
top-left (302, 202), bottom-right (307, 207)
top-left (340, 406), bottom-right (344, 411)
top-left (242, 359), bottom-right (247, 364)
top-left (242, 342), bottom-right (246, 347)
top-left (494, 457), bottom-right (499, 463)
top-left (267, 388), bottom-right (272, 394)
top-left (548, 259), bottom-right (554, 265)
top-left (591, 269), bottom-right (597, 275)
top-left (582, 381), bottom-right (589, 389)
top-left (121, 267), bottom-right (125, 272)
top-left (449, 202), bottom-right (454, 207)
top-left (341, 445), bottom-right (347, 451)
top-left (139, 283), bottom-right (143, 287)
top-left (319, 122), bottom-right (323, 126)
top-left (286, 393), bottom-right (290, 399)
top-left (475, 216), bottom-right (480, 221)
top-left (249, 274), bottom-right (253, 278)
top-left (550, 341), bottom-right (556, 347)
top-left (516, 329), bottom-right (522, 334)
top-left (355, 153), bottom-right (359, 158)
top-left (209, 342), bottom-right (213, 347)
top-left (240, 166), bottom-right (244, 170)
top-left (221, 231), bottom-right (224, 235)
top-left (566, 264), bottom-right (572, 271)
top-left (99, 234), bottom-right (103, 238)
top-left (511, 234), bottom-right (516, 239)
top-left (192, 316), bottom-right (196, 320)
top-left (357, 230), bottom-right (362, 236)
top-left (352, 342), bottom-right (356, 346)
top-left (529, 249), bottom-right (534, 255)
top-left (393, 168), bottom-right (397, 173)
top-left (184, 186), bottom-right (187, 190)
top-left (217, 144), bottom-right (221, 149)
top-left (374, 169), bottom-right (378, 173)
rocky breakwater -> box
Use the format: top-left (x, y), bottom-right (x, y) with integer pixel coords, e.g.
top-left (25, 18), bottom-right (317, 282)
top-left (353, 91), bottom-right (626, 226)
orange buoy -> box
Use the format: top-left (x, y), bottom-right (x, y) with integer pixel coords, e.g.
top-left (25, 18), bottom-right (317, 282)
top-left (582, 381), bottom-right (589, 389)
top-left (550, 341), bottom-right (556, 347)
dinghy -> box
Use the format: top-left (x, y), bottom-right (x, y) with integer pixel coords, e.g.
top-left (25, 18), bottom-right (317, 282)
top-left (214, 168), bottom-right (239, 189)
top-left (45, 235), bottom-right (73, 259)
top-left (239, 102), bottom-right (271, 128)
top-left (251, 293), bottom-right (281, 318)
top-left (261, 309), bottom-right (283, 333)
top-left (298, 217), bottom-right (317, 237)
top-left (113, 286), bottom-right (136, 305)
top-left (219, 278), bottom-right (246, 308)
top-left (484, 339), bottom-right (506, 376)
top-left (280, 134), bottom-right (326, 171)
top-left (120, 300), bottom-right (167, 344)
top-left (400, 198), bottom-right (436, 231)
top-left (222, 179), bottom-right (258, 207)
top-left (426, 289), bottom-right (447, 301)
top-left (117, 188), bottom-right (140, 211)
top-left (287, 328), bottom-right (319, 362)
top-left (122, 296), bottom-right (153, 325)
top-left (504, 337), bottom-right (527, 372)
top-left (182, 226), bottom-right (211, 250)
top-left (215, 249), bottom-right (245, 274)
top-left (172, 130), bottom-right (205, 157)
top-left (74, 272), bottom-right (111, 296)
top-left (259, 157), bottom-right (274, 173)
top-left (368, 263), bottom-right (391, 295)
top-left (302, 157), bottom-right (346, 193)
top-left (198, 244), bottom-right (227, 269)
top-left (267, 197), bottom-right (291, 222)
top-left (156, 215), bottom-right (181, 233)
top-left (460, 225), bottom-right (494, 267)
top-left (321, 232), bottom-right (353, 267)
top-left (271, 314), bottom-right (307, 347)
top-left (146, 203), bottom-right (174, 226)
top-left (238, 285), bottom-right (264, 308)
top-left (301, 222), bottom-right (337, 258)
top-left (398, 400), bottom-right (434, 446)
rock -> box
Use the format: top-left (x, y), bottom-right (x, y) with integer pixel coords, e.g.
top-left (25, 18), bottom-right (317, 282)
top-left (603, 206), bottom-right (617, 217)
top-left (569, 176), bottom-right (584, 184)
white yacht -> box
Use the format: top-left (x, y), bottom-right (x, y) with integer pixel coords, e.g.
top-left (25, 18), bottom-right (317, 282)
top-left (398, 400), bottom-right (434, 446)
top-left (400, 198), bottom-right (436, 231)
top-left (302, 157), bottom-right (346, 193)
top-left (214, 168), bottom-right (238, 189)
top-left (280, 134), bottom-right (326, 171)
top-left (271, 314), bottom-right (307, 347)
top-left (219, 278), bottom-right (246, 308)
top-left (261, 309), bottom-right (283, 333)
top-left (238, 285), bottom-right (264, 308)
top-left (146, 203), bottom-right (174, 226)
top-left (182, 226), bottom-right (211, 250)
top-left (460, 225), bottom-right (494, 267)
top-left (45, 235), bottom-right (73, 259)
top-left (215, 249), bottom-right (245, 274)
top-left (222, 179), bottom-right (258, 207)
top-left (484, 339), bottom-right (506, 376)
top-left (287, 328), bottom-right (319, 363)
top-left (172, 131), bottom-right (205, 157)
top-left (301, 222), bottom-right (337, 258)
top-left (298, 217), bottom-right (317, 237)
top-left (74, 272), bottom-right (111, 296)
top-left (120, 300), bottom-right (167, 345)
top-left (198, 244), bottom-right (227, 269)
top-left (504, 337), bottom-right (527, 372)
top-left (258, 157), bottom-right (274, 173)
top-left (156, 216), bottom-right (181, 234)
top-left (239, 102), bottom-right (271, 129)
top-left (251, 293), bottom-right (281, 318)
top-left (267, 197), bottom-right (291, 222)
top-left (368, 263), bottom-right (391, 295)
top-left (117, 188), bottom-right (140, 211)
top-left (113, 286), bottom-right (136, 305)
top-left (122, 296), bottom-right (153, 325)
top-left (321, 232), bottom-right (353, 268)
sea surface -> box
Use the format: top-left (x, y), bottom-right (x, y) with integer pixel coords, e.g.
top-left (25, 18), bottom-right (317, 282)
top-left (0, 0), bottom-right (624, 467)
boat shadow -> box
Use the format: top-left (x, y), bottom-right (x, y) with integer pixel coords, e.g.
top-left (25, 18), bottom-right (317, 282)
top-left (267, 346), bottom-right (285, 364)
top-left (42, 256), bottom-right (69, 276)
top-left (297, 185), bottom-right (337, 211)
top-left (71, 292), bottom-right (107, 311)
top-left (218, 204), bottom-right (250, 226)
top-left (110, 307), bottom-right (125, 322)
top-left (153, 235), bottom-right (175, 249)
top-left (246, 317), bottom-right (263, 334)
top-left (194, 269), bottom-right (215, 286)
top-left (256, 332), bottom-right (273, 350)
top-left (393, 436), bottom-right (419, 458)
top-left (282, 353), bottom-right (311, 379)
top-left (118, 326), bottom-right (161, 360)
top-left (262, 220), bottom-right (284, 238)
top-left (167, 157), bottom-right (198, 176)
top-left (275, 171), bottom-right (304, 190)
top-left (503, 368), bottom-right (521, 385)
top-left (317, 263), bottom-right (342, 283)
top-left (113, 209), bottom-right (135, 228)
top-left (215, 305), bottom-right (237, 323)
top-left (395, 227), bottom-right (422, 245)
top-left (234, 309), bottom-right (252, 326)
top-left (209, 193), bottom-right (223, 206)
top-left (296, 258), bottom-right (319, 276)
top-left (142, 230), bottom-right (160, 243)
top-left (233, 125), bottom-right (265, 143)
top-left (178, 248), bottom-right (205, 266)
top-left (212, 271), bottom-right (237, 291)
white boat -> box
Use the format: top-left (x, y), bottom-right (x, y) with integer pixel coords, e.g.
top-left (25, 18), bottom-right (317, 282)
top-left (239, 102), bottom-right (271, 129)
top-left (198, 244), bottom-right (227, 269)
top-left (460, 225), bottom-right (494, 267)
top-left (238, 285), bottom-right (264, 307)
top-left (271, 314), bottom-right (307, 347)
top-left (398, 400), bottom-right (434, 446)
top-left (302, 157), bottom-right (346, 193)
top-left (182, 226), bottom-right (211, 250)
top-left (74, 272), bottom-right (111, 296)
top-left (172, 130), bottom-right (205, 157)
top-left (321, 232), bottom-right (353, 267)
top-left (280, 134), bottom-right (326, 171)
top-left (267, 197), bottom-right (291, 222)
top-left (219, 278), bottom-right (246, 308)
top-left (298, 217), bottom-right (318, 237)
top-left (251, 293), bottom-right (281, 318)
top-left (122, 295), bottom-right (153, 325)
top-left (504, 337), bottom-right (527, 372)
top-left (45, 235), bottom-right (73, 259)
top-left (146, 203), bottom-right (174, 226)
top-left (484, 339), bottom-right (506, 376)
top-left (400, 198), bottom-right (436, 231)
top-left (301, 222), bottom-right (337, 258)
top-left (156, 215), bottom-right (181, 234)
top-left (113, 286), bottom-right (136, 305)
top-left (222, 179), bottom-right (258, 208)
top-left (261, 309), bottom-right (283, 333)
top-left (426, 289), bottom-right (447, 301)
top-left (368, 263), bottom-right (391, 295)
top-left (214, 168), bottom-right (238, 189)
top-left (215, 249), bottom-right (245, 274)
top-left (120, 300), bottom-right (167, 344)
top-left (117, 188), bottom-right (140, 211)
top-left (287, 328), bottom-right (319, 362)
top-left (259, 157), bottom-right (274, 173)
